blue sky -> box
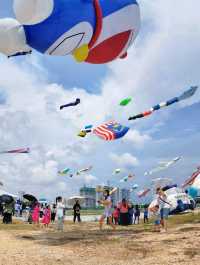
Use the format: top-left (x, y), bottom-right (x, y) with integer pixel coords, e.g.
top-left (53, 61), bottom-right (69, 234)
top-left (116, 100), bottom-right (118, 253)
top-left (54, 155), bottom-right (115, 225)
top-left (0, 0), bottom-right (199, 202)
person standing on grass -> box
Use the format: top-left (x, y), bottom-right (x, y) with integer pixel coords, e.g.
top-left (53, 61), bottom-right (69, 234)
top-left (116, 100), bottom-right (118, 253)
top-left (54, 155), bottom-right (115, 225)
top-left (42, 205), bottom-right (51, 228)
top-left (112, 206), bottom-right (120, 225)
top-left (149, 204), bottom-right (161, 232)
top-left (156, 187), bottom-right (171, 232)
top-left (119, 199), bottom-right (129, 226)
top-left (128, 203), bottom-right (134, 225)
top-left (144, 206), bottom-right (149, 223)
top-left (73, 200), bottom-right (81, 223)
top-left (32, 202), bottom-right (40, 226)
top-left (134, 204), bottom-right (140, 224)
top-left (99, 190), bottom-right (116, 230)
top-left (51, 204), bottom-right (56, 223)
top-left (56, 197), bottom-right (65, 231)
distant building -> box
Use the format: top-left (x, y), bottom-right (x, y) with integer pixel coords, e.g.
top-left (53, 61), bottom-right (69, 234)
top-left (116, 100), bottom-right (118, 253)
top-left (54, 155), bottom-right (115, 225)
top-left (111, 188), bottom-right (121, 206)
top-left (80, 186), bottom-right (96, 208)
top-left (95, 185), bottom-right (120, 207)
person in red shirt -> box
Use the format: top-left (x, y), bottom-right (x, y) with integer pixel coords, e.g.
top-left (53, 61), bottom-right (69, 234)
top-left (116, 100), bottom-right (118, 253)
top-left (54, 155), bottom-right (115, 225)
top-left (118, 199), bottom-right (129, 225)
top-left (112, 206), bottom-right (120, 225)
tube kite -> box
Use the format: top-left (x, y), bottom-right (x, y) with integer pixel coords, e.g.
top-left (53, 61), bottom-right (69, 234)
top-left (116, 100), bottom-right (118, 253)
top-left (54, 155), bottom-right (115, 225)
top-left (129, 86), bottom-right (198, 121)
top-left (0, 148), bottom-right (30, 154)
top-left (60, 98), bottom-right (80, 110)
top-left (182, 166), bottom-right (200, 188)
top-left (120, 174), bottom-right (134, 183)
top-left (137, 188), bottom-right (151, 198)
top-left (144, 157), bottom-right (182, 176)
top-left (130, 184), bottom-right (138, 192)
top-left (120, 97), bottom-right (132, 106)
top-left (85, 125), bottom-right (93, 130)
top-left (0, 0), bottom-right (140, 64)
top-left (58, 168), bottom-right (71, 175)
top-left (76, 166), bottom-right (93, 175)
top-left (93, 121), bottom-right (129, 141)
top-left (113, 168), bottom-right (121, 175)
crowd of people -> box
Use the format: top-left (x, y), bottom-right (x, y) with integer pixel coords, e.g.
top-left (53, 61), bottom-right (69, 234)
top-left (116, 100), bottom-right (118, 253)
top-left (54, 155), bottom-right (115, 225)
top-left (0, 186), bottom-right (177, 233)
top-left (98, 190), bottom-right (149, 230)
top-left (98, 187), bottom-right (174, 233)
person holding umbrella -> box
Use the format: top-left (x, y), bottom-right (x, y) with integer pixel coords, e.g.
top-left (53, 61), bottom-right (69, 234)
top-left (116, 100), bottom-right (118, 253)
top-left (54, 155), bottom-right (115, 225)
top-left (0, 195), bottom-right (14, 224)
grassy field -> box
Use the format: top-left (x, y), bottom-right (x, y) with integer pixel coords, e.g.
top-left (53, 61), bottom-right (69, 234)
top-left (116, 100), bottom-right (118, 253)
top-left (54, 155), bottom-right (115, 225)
top-left (66, 208), bottom-right (104, 216)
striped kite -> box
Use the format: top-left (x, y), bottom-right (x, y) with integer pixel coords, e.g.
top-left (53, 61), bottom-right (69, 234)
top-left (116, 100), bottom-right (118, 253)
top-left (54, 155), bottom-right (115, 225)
top-left (77, 166), bottom-right (93, 175)
top-left (129, 86), bottom-right (198, 121)
top-left (182, 166), bottom-right (200, 188)
top-left (137, 188), bottom-right (151, 198)
top-left (0, 148), bottom-right (30, 154)
top-left (144, 157), bottom-right (182, 176)
top-left (93, 121), bottom-right (129, 141)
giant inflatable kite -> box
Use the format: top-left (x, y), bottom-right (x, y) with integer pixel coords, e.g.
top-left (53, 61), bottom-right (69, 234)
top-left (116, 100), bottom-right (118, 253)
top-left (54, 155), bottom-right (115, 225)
top-left (93, 121), bottom-right (129, 141)
top-left (0, 0), bottom-right (140, 64)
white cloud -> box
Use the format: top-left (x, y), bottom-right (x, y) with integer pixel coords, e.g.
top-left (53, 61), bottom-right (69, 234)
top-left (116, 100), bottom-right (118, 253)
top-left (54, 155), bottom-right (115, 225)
top-left (124, 129), bottom-right (151, 147)
top-left (110, 153), bottom-right (139, 168)
top-left (0, 0), bottom-right (199, 199)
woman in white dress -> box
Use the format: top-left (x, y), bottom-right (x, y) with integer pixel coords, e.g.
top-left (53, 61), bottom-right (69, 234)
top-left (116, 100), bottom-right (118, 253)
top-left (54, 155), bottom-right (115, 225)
top-left (99, 190), bottom-right (116, 230)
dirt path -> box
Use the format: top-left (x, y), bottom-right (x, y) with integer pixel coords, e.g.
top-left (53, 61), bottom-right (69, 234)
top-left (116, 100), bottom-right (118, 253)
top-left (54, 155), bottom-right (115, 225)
top-left (0, 222), bottom-right (200, 265)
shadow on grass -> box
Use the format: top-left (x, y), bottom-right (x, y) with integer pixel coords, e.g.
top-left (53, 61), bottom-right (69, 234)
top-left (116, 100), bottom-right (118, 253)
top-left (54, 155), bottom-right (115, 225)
top-left (18, 227), bottom-right (150, 246)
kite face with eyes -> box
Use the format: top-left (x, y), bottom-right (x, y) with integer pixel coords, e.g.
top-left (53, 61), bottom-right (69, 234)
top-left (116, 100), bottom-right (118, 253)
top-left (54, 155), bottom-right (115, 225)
top-left (0, 0), bottom-right (140, 64)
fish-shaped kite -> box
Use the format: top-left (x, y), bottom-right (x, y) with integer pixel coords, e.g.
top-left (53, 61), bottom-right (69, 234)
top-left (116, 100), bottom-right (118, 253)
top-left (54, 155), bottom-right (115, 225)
top-left (120, 174), bottom-right (134, 183)
top-left (58, 168), bottom-right (71, 175)
top-left (144, 157), bottom-right (182, 176)
top-left (182, 166), bottom-right (200, 188)
top-left (78, 125), bottom-right (93, 138)
top-left (76, 166), bottom-right (93, 175)
top-left (129, 184), bottom-right (139, 192)
top-left (120, 97), bottom-right (132, 106)
top-left (113, 168), bottom-right (121, 175)
top-left (129, 86), bottom-right (198, 121)
top-left (137, 188), bottom-right (151, 198)
top-left (60, 98), bottom-right (80, 110)
top-left (93, 121), bottom-right (129, 141)
top-left (0, 148), bottom-right (30, 154)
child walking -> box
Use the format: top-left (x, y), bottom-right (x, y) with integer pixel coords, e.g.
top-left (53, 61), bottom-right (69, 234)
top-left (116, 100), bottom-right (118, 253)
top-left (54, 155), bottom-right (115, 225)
top-left (144, 206), bottom-right (149, 223)
top-left (42, 205), bottom-right (51, 228)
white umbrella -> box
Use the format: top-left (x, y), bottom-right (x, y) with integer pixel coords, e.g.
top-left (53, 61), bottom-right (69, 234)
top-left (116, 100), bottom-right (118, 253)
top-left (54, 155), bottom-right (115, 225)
top-left (67, 196), bottom-right (85, 206)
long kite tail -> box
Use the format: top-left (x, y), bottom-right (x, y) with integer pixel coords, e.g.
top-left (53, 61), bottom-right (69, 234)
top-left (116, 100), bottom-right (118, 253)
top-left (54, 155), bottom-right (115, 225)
top-left (128, 86), bottom-right (198, 121)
